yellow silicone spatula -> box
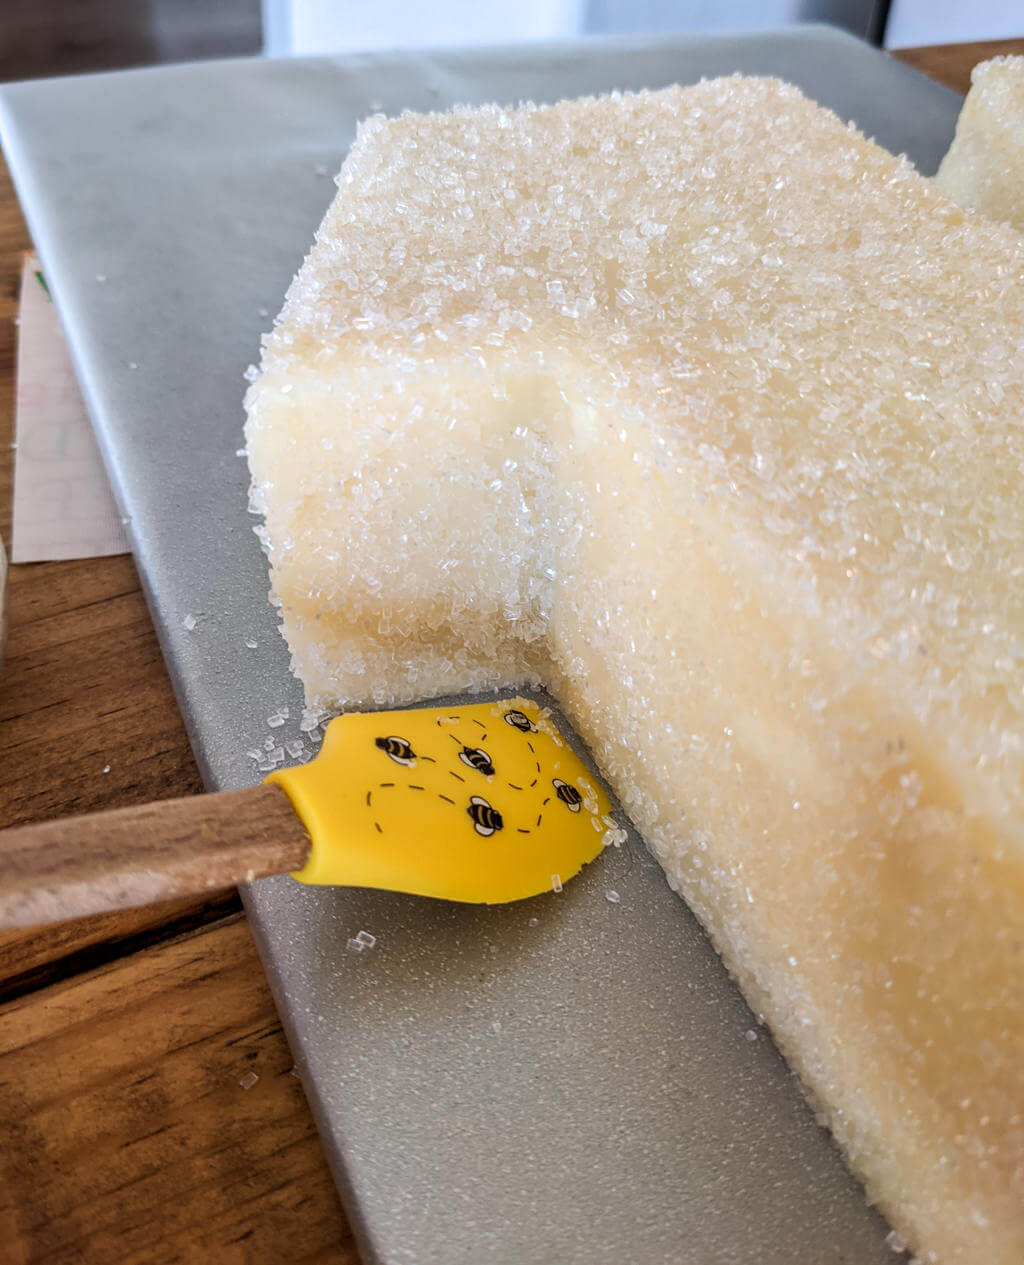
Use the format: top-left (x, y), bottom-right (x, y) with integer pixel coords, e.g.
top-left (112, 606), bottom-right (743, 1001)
top-left (0, 697), bottom-right (613, 929)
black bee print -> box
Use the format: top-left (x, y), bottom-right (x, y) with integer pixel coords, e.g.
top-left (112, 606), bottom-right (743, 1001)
top-left (503, 708), bottom-right (536, 733)
top-left (553, 779), bottom-right (582, 812)
top-left (468, 796), bottom-right (503, 837)
top-left (459, 746), bottom-right (495, 776)
top-left (375, 735), bottom-right (416, 766)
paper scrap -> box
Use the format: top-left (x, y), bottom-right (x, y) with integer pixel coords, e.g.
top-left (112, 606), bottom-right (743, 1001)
top-left (12, 253), bottom-right (129, 562)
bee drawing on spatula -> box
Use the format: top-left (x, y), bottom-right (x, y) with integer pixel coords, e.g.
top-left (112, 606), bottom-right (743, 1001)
top-left (553, 779), bottom-right (582, 811)
top-left (468, 796), bottom-right (503, 836)
top-left (375, 735), bottom-right (417, 766)
top-left (459, 746), bottom-right (495, 776)
top-left (503, 708), bottom-right (536, 733)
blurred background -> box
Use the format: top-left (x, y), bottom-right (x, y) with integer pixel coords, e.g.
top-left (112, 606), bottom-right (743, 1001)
top-left (0, 0), bottom-right (1022, 81)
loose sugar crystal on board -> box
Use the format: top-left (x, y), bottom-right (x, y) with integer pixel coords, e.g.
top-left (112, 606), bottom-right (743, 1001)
top-left (246, 77), bottom-right (1024, 1264)
top-left (935, 56), bottom-right (1024, 232)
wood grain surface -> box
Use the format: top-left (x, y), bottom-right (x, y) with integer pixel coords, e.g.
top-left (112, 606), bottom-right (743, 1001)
top-left (0, 915), bottom-right (357, 1264)
top-left (894, 37), bottom-right (1021, 96)
top-left (0, 38), bottom-right (1020, 1265)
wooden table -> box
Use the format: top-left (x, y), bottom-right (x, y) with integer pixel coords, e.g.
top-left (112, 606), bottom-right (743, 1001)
top-left (0, 37), bottom-right (1019, 1264)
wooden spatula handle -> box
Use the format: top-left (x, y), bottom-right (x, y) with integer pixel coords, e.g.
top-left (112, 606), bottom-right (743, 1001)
top-left (0, 783), bottom-right (309, 929)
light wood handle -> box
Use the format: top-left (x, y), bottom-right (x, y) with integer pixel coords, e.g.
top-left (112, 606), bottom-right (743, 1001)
top-left (0, 784), bottom-right (310, 929)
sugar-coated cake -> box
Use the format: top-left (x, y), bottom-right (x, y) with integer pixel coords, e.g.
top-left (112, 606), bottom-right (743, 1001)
top-left (935, 56), bottom-right (1024, 232)
top-left (246, 78), bottom-right (1024, 1265)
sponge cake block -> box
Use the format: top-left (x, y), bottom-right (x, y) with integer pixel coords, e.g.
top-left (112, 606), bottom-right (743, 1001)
top-left (246, 78), bottom-right (1024, 1265)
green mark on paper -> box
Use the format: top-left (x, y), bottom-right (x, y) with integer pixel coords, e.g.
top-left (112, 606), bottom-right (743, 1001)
top-left (34, 270), bottom-right (51, 301)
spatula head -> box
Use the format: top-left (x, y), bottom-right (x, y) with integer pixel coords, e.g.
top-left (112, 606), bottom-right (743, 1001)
top-left (268, 697), bottom-right (613, 902)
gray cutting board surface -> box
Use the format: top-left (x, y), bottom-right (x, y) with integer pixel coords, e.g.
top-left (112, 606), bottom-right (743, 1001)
top-left (0, 26), bottom-right (961, 1265)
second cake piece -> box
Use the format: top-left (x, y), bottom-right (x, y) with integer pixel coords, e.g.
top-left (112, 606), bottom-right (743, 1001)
top-left (935, 55), bottom-right (1024, 231)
